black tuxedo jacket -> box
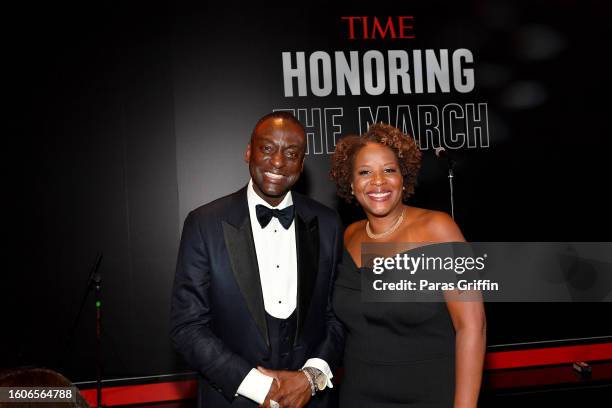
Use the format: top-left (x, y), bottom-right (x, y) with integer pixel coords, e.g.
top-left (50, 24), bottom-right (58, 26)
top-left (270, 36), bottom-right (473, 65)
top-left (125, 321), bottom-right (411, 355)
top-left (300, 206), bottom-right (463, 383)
top-left (170, 187), bottom-right (344, 407)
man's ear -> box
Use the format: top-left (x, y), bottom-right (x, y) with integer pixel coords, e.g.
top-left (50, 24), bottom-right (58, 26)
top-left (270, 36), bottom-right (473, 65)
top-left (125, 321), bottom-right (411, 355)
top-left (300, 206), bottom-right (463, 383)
top-left (245, 143), bottom-right (251, 163)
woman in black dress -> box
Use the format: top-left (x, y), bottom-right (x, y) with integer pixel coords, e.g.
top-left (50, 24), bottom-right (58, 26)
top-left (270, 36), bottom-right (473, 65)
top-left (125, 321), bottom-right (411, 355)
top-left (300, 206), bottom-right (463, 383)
top-left (330, 123), bottom-right (486, 407)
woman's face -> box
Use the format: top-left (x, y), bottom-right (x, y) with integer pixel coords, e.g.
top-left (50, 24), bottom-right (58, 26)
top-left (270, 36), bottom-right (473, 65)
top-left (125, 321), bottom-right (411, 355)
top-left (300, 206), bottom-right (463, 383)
top-left (352, 142), bottom-right (404, 217)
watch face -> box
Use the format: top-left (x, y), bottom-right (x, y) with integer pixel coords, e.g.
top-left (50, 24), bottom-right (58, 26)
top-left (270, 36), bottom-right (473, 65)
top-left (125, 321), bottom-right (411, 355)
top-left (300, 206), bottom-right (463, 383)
top-left (315, 375), bottom-right (326, 390)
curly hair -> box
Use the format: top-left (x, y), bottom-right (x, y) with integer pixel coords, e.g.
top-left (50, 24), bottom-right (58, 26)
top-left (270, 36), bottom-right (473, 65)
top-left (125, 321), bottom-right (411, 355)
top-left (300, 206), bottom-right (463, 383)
top-left (330, 123), bottom-right (422, 203)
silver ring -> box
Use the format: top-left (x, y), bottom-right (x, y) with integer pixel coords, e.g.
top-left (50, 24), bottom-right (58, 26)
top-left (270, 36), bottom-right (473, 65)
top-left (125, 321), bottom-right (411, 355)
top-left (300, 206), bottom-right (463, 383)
top-left (270, 400), bottom-right (280, 408)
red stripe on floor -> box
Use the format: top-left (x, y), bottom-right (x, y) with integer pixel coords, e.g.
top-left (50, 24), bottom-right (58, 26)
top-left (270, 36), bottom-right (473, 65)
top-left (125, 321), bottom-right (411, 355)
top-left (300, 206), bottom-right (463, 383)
top-left (485, 342), bottom-right (612, 369)
top-left (80, 379), bottom-right (197, 407)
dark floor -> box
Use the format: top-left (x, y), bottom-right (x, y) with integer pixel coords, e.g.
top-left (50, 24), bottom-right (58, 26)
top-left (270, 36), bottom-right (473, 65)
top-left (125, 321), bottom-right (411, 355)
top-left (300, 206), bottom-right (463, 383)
top-left (480, 384), bottom-right (612, 407)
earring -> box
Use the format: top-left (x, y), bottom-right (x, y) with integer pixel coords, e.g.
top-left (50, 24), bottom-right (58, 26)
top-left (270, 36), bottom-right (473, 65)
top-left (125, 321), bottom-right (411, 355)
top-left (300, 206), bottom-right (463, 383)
top-left (351, 183), bottom-right (354, 195)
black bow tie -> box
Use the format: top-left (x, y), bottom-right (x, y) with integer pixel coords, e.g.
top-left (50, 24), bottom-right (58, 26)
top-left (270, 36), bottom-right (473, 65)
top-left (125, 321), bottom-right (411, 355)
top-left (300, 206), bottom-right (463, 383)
top-left (255, 204), bottom-right (295, 229)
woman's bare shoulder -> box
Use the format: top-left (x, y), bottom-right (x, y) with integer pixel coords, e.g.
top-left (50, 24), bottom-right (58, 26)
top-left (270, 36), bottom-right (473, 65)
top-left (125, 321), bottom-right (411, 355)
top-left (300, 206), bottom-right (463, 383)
top-left (406, 207), bottom-right (464, 242)
top-left (344, 220), bottom-right (366, 243)
top-left (412, 207), bottom-right (452, 223)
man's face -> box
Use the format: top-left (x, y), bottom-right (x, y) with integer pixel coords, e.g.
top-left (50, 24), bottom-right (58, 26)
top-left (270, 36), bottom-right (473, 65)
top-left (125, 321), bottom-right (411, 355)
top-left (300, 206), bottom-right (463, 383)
top-left (245, 117), bottom-right (306, 206)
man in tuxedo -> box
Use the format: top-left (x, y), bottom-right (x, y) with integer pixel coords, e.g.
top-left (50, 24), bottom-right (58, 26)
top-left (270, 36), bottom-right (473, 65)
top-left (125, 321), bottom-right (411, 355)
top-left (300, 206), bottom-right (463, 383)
top-left (170, 112), bottom-right (344, 408)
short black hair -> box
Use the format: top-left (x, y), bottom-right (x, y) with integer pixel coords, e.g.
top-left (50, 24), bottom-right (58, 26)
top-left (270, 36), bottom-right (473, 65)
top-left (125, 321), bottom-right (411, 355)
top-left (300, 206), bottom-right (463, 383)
top-left (251, 111), bottom-right (305, 141)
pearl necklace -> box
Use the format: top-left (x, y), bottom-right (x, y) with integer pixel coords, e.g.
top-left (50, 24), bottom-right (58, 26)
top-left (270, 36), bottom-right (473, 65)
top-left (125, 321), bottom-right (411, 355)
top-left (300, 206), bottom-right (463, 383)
top-left (365, 208), bottom-right (405, 239)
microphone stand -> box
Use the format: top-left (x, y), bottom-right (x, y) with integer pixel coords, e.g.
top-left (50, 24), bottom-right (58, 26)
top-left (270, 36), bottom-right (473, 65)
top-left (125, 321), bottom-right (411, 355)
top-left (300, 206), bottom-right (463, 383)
top-left (446, 158), bottom-right (456, 220)
top-left (434, 147), bottom-right (458, 220)
top-left (62, 253), bottom-right (104, 407)
top-left (93, 270), bottom-right (103, 408)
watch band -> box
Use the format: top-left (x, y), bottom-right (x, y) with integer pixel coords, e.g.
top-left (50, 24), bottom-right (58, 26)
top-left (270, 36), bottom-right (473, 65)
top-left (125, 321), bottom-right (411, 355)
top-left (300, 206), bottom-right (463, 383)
top-left (299, 368), bottom-right (317, 396)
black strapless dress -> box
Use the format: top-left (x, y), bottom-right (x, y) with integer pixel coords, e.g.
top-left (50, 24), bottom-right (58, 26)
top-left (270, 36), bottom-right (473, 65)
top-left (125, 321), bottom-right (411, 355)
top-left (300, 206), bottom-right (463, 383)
top-left (333, 248), bottom-right (455, 407)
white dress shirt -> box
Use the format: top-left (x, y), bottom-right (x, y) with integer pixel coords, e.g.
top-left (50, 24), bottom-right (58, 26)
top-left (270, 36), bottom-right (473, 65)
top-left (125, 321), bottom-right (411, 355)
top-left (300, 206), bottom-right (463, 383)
top-left (248, 179), bottom-right (298, 319)
top-left (236, 180), bottom-right (333, 404)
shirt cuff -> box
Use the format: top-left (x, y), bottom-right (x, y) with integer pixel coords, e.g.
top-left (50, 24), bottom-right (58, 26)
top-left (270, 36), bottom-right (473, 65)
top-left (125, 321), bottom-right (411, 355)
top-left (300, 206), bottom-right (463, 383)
top-left (303, 358), bottom-right (334, 389)
top-left (235, 368), bottom-right (274, 404)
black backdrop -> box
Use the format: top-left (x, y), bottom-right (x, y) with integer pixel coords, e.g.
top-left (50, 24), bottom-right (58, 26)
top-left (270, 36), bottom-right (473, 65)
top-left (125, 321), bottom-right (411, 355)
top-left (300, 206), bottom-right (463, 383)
top-left (3, 1), bottom-right (611, 383)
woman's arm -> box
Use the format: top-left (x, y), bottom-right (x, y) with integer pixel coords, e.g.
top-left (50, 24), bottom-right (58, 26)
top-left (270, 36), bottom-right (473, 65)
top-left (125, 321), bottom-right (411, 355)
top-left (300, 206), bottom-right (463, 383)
top-left (446, 299), bottom-right (486, 408)
top-left (428, 211), bottom-right (486, 408)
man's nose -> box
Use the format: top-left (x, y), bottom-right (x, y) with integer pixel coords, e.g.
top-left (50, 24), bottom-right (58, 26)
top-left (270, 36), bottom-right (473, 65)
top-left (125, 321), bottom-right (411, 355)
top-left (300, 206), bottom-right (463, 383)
top-left (270, 151), bottom-right (285, 168)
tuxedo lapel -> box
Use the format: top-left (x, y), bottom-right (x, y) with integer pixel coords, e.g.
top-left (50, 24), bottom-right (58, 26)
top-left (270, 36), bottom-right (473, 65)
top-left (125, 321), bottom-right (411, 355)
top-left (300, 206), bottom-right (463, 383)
top-left (294, 211), bottom-right (319, 345)
top-left (222, 191), bottom-right (269, 347)
top-left (221, 189), bottom-right (319, 348)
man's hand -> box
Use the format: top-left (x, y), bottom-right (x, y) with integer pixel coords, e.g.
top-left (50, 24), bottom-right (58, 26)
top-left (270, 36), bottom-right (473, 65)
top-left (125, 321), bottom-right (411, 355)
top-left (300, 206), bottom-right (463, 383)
top-left (257, 366), bottom-right (311, 408)
top-left (260, 375), bottom-right (280, 408)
